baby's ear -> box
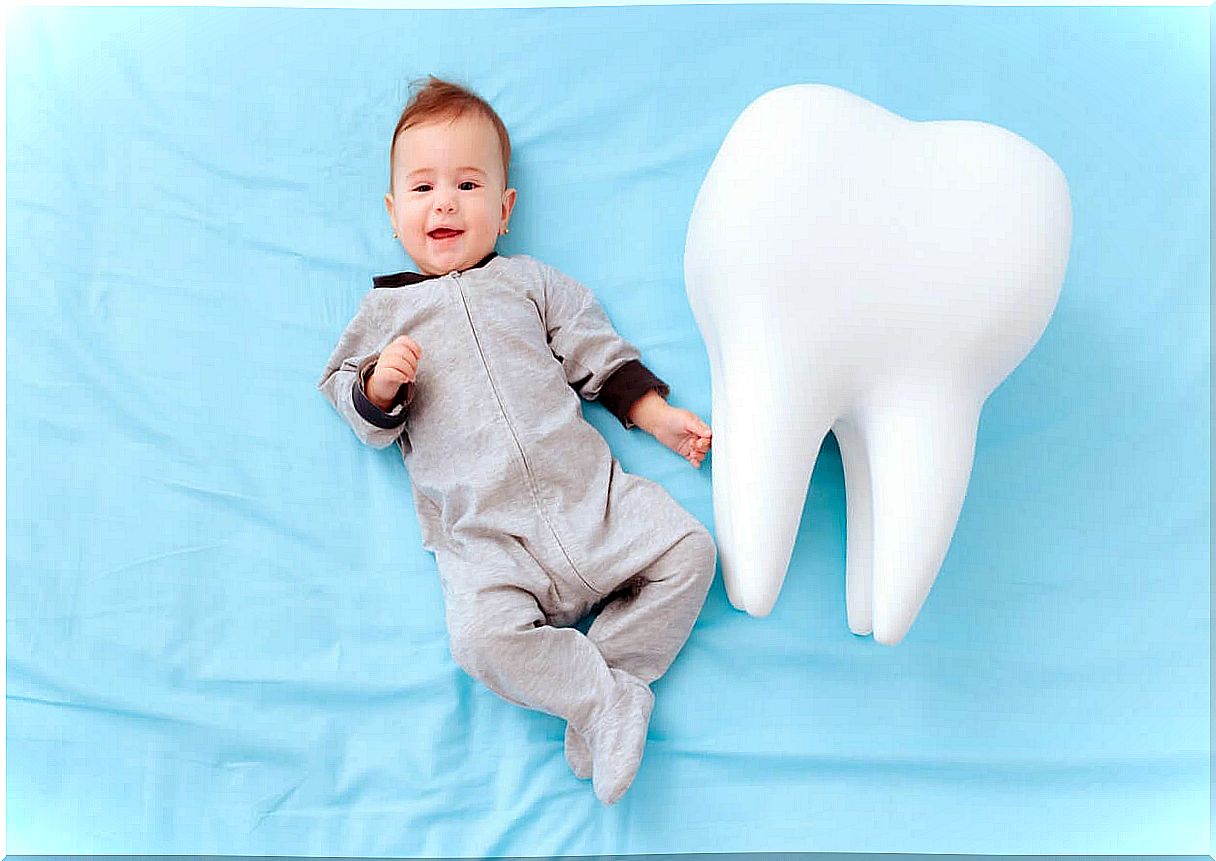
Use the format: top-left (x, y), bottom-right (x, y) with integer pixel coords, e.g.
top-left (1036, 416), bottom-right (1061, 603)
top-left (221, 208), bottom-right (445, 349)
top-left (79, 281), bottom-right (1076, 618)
top-left (501, 187), bottom-right (518, 226)
top-left (384, 192), bottom-right (395, 220)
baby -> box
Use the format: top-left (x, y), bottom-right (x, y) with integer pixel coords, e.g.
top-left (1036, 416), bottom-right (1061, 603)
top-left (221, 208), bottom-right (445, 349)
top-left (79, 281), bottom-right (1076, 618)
top-left (317, 77), bottom-right (716, 805)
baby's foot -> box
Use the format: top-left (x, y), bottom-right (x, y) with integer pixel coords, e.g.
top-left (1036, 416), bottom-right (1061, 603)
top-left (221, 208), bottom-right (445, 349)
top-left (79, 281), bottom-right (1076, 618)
top-left (565, 723), bottom-right (593, 780)
top-left (582, 672), bottom-right (654, 806)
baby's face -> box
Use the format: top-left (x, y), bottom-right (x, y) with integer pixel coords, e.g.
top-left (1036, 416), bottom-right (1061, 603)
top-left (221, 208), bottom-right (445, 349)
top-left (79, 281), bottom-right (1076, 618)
top-left (386, 114), bottom-right (515, 276)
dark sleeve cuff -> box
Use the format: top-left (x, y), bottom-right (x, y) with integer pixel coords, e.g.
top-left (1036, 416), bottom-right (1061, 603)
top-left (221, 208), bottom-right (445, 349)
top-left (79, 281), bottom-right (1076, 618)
top-left (352, 357), bottom-right (412, 429)
top-left (598, 360), bottom-right (670, 429)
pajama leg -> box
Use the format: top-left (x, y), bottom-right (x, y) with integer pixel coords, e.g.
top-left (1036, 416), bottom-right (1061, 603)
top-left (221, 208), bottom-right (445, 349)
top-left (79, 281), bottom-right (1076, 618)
top-left (587, 523), bottom-right (717, 684)
top-left (564, 524), bottom-right (716, 780)
top-left (444, 579), bottom-right (654, 805)
top-left (447, 582), bottom-right (617, 723)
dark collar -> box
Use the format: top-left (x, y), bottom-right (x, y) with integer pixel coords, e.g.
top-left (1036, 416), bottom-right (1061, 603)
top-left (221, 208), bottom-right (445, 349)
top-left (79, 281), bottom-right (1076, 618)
top-left (372, 251), bottom-right (499, 288)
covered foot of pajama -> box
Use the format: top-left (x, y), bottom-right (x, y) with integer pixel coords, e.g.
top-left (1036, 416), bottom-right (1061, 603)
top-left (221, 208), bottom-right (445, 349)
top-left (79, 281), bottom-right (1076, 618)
top-left (565, 722), bottom-right (592, 780)
top-left (584, 671), bottom-right (654, 805)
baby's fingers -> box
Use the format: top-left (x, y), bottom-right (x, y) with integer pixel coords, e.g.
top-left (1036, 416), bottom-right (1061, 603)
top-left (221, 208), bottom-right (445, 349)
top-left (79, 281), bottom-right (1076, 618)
top-left (683, 436), bottom-right (710, 460)
top-left (684, 412), bottom-right (712, 439)
top-left (388, 335), bottom-right (422, 360)
top-left (680, 439), bottom-right (705, 466)
top-left (378, 356), bottom-right (417, 383)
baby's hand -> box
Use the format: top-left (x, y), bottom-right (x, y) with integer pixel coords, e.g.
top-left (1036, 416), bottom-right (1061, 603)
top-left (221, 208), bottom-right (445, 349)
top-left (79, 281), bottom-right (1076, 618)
top-left (366, 335), bottom-right (422, 410)
top-left (653, 406), bottom-right (713, 469)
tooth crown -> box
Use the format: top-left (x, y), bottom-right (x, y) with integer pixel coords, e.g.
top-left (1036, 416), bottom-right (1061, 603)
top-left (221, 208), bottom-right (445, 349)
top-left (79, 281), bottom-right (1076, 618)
top-left (685, 84), bottom-right (1072, 643)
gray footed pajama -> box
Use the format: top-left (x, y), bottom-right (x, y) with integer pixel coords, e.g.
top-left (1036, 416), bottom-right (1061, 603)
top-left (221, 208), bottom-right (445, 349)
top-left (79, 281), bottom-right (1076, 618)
top-left (317, 253), bottom-right (715, 802)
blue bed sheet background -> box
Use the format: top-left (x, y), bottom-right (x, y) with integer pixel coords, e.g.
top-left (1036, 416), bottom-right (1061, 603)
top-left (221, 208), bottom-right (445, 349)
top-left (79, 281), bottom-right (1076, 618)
top-left (6, 4), bottom-right (1210, 855)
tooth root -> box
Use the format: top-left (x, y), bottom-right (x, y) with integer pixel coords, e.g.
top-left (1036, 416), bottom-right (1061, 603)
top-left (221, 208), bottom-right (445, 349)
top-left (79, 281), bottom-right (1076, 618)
top-left (854, 387), bottom-right (981, 645)
top-left (709, 351), bottom-right (833, 617)
top-left (833, 419), bottom-right (875, 637)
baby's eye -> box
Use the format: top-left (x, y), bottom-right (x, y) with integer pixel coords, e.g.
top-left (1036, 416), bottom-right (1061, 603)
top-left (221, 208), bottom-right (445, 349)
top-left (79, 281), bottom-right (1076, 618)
top-left (412, 184), bottom-right (433, 193)
top-left (458, 181), bottom-right (479, 191)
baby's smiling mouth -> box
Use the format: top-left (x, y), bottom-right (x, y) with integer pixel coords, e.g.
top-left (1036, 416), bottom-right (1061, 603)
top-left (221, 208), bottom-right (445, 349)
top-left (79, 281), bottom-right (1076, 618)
top-left (428, 228), bottom-right (463, 240)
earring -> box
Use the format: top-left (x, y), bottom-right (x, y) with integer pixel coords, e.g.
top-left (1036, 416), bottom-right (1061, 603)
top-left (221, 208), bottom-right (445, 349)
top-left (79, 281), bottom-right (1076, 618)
top-left (392, 231), bottom-right (398, 238)
top-left (501, 227), bottom-right (510, 236)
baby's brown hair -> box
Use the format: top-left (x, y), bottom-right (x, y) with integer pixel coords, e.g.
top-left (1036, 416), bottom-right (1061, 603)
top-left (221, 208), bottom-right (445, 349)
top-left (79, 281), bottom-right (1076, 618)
top-left (389, 76), bottom-right (512, 194)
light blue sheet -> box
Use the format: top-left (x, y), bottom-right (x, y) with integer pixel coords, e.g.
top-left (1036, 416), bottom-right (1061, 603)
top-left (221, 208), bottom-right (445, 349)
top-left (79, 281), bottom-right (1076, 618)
top-left (6, 4), bottom-right (1210, 855)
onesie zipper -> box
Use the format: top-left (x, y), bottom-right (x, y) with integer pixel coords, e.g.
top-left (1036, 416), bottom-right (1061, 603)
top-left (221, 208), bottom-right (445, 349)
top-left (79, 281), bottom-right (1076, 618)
top-left (451, 271), bottom-right (600, 594)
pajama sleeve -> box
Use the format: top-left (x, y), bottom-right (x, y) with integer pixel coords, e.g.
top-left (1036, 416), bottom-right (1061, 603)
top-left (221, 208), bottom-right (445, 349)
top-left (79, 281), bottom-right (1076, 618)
top-left (539, 261), bottom-right (670, 429)
top-left (316, 292), bottom-right (415, 450)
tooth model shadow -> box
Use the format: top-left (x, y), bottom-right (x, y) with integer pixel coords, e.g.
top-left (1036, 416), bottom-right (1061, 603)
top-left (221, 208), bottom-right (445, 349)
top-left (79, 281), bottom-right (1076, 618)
top-left (684, 84), bottom-right (1072, 644)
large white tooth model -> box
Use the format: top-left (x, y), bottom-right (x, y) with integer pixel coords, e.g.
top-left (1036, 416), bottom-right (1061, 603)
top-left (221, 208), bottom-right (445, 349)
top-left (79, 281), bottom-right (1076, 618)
top-left (684, 84), bottom-right (1072, 644)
